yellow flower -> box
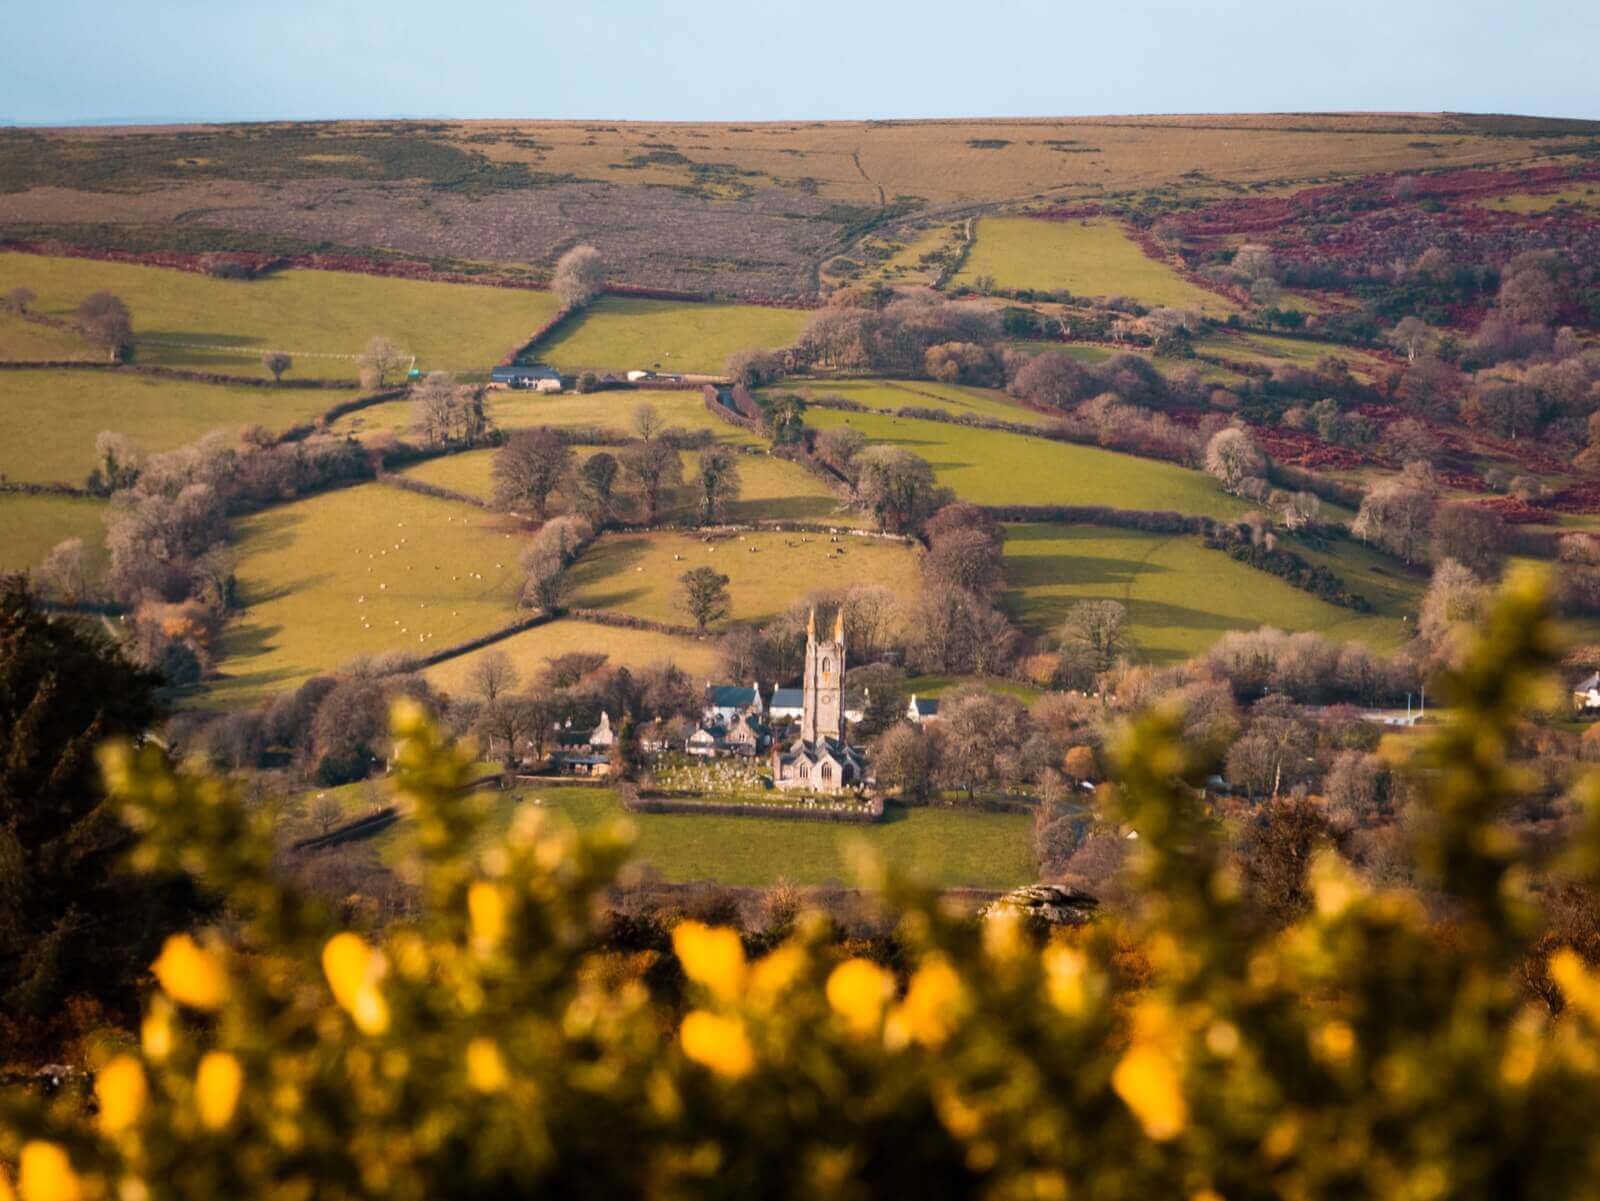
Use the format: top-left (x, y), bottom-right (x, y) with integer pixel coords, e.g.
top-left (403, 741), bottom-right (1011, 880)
top-left (826, 959), bottom-right (894, 1037)
top-left (672, 922), bottom-right (746, 1003)
top-left (467, 882), bottom-right (509, 952)
top-left (151, 934), bottom-right (227, 1011)
top-left (322, 933), bottom-right (391, 1035)
top-left (466, 1038), bottom-right (509, 1093)
top-left (1112, 1044), bottom-right (1188, 1141)
top-left (748, 945), bottom-right (806, 1008)
top-left (679, 1010), bottom-right (755, 1079)
top-left (95, 1054), bottom-right (148, 1135)
top-left (141, 1002), bottom-right (173, 1063)
top-left (196, 1051), bottom-right (243, 1130)
top-left (17, 1142), bottom-right (81, 1201)
top-left (0, 1165), bottom-right (12, 1201)
top-left (1042, 945), bottom-right (1090, 1017)
top-left (889, 956), bottom-right (965, 1048)
top-left (1551, 949), bottom-right (1600, 1022)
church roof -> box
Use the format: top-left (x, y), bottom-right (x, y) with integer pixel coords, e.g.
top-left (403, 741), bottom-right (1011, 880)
top-left (707, 684), bottom-right (760, 708)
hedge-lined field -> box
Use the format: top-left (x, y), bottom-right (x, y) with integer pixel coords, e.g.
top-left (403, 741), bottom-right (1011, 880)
top-left (399, 446), bottom-right (858, 525)
top-left (0, 493), bottom-right (107, 576)
top-left (954, 217), bottom-right (1236, 314)
top-left (424, 618), bottom-right (720, 697)
top-left (535, 297), bottom-right (810, 375)
top-left (567, 529), bottom-right (922, 629)
top-left (793, 378), bottom-right (1058, 428)
top-left (0, 310), bottom-right (93, 360)
top-left (804, 407), bottom-right (1252, 519)
top-left (212, 485), bottom-right (526, 706)
top-left (333, 387), bottom-right (764, 446)
top-left (0, 252), bottom-right (558, 378)
top-left (1002, 523), bottom-right (1412, 661)
top-left (374, 785), bottom-right (1036, 889)
top-left (0, 369), bottom-right (356, 485)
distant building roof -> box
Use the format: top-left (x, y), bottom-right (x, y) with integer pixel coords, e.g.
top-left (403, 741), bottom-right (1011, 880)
top-left (1577, 673), bottom-right (1600, 693)
top-left (491, 363), bottom-right (562, 381)
top-left (770, 688), bottom-right (804, 711)
top-left (707, 684), bottom-right (760, 709)
top-left (909, 695), bottom-right (940, 718)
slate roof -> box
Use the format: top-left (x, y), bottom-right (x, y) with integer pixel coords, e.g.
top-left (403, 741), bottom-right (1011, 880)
top-left (707, 684), bottom-right (760, 709)
top-left (770, 687), bottom-right (804, 711)
top-left (909, 695), bottom-right (940, 718)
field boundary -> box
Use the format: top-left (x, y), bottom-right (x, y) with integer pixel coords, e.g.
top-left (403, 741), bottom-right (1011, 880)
top-left (0, 359), bottom-right (360, 389)
top-left (619, 780), bottom-right (886, 824)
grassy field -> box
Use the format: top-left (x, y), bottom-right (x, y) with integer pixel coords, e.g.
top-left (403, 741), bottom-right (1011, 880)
top-left (0, 494), bottom-right (107, 576)
top-left (0, 253), bottom-right (559, 378)
top-left (1475, 186), bottom-right (1598, 213)
top-left (332, 387), bottom-right (763, 446)
top-left (0, 312), bottom-right (94, 361)
top-left (804, 407), bottom-right (1252, 519)
top-left (795, 378), bottom-right (1057, 428)
top-left (0, 369), bottom-right (355, 486)
top-left (1003, 523), bottom-right (1414, 661)
top-left (1197, 330), bottom-right (1389, 377)
top-left (400, 446), bottom-right (859, 525)
top-left (954, 217), bottom-right (1236, 314)
top-left (535, 297), bottom-right (810, 375)
top-left (567, 529), bottom-right (922, 629)
top-left (372, 785), bottom-right (1035, 889)
top-left (424, 618), bottom-right (720, 697)
top-left (211, 486), bottom-right (526, 706)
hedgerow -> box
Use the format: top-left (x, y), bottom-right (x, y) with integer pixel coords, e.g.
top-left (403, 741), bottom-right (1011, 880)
top-left (4, 571), bottom-right (1600, 1199)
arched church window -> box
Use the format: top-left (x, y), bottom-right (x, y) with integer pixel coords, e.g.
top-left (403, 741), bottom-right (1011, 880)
top-left (821, 657), bottom-right (832, 675)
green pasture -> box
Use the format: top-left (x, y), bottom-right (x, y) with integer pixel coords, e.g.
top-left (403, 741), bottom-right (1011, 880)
top-left (375, 786), bottom-right (1036, 889)
top-left (1475, 187), bottom-right (1598, 214)
top-left (567, 529), bottom-right (922, 629)
top-left (535, 297), bottom-right (810, 375)
top-left (424, 618), bottom-right (720, 697)
top-left (795, 378), bottom-right (1056, 428)
top-left (1002, 523), bottom-right (1415, 662)
top-left (954, 217), bottom-right (1236, 314)
top-left (211, 486), bottom-right (526, 706)
top-left (0, 369), bottom-right (354, 486)
top-left (400, 446), bottom-right (858, 525)
top-left (0, 252), bottom-right (558, 379)
top-left (332, 387), bottom-right (763, 447)
top-left (0, 311), bottom-right (94, 361)
top-left (1196, 330), bottom-right (1388, 377)
top-left (1002, 339), bottom-right (1247, 385)
top-left (804, 407), bottom-right (1251, 519)
top-left (0, 494), bottom-right (108, 576)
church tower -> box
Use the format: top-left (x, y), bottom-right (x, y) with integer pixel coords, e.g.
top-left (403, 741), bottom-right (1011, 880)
top-left (801, 607), bottom-right (846, 743)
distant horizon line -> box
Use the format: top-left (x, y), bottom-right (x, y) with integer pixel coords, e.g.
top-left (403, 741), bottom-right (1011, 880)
top-left (4, 108), bottom-right (1599, 130)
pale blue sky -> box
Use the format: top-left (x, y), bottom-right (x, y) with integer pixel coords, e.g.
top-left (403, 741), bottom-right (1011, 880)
top-left (3, 0), bottom-right (1595, 125)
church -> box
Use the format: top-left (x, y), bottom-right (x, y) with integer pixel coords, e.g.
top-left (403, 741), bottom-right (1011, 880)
top-left (771, 608), bottom-right (867, 793)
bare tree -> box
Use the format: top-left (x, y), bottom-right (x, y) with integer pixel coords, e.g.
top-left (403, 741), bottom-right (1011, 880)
top-left (1387, 317), bottom-right (1435, 363)
top-left (411, 371), bottom-right (463, 448)
top-left (873, 723), bottom-right (936, 800)
top-left (1352, 482), bottom-right (1437, 565)
top-left (552, 244), bottom-right (606, 309)
top-left (37, 538), bottom-right (90, 602)
top-left (1057, 600), bottom-right (1133, 675)
top-left (679, 566), bottom-right (732, 632)
top-left (493, 428), bottom-right (574, 519)
top-left (633, 402), bottom-right (664, 442)
top-left (1205, 427), bottom-right (1267, 493)
top-left (693, 445), bottom-right (742, 525)
top-left (854, 446), bottom-right (945, 534)
top-left (577, 451), bottom-right (620, 522)
top-left (77, 291), bottom-right (132, 361)
top-left (310, 793), bottom-right (344, 836)
top-left (262, 351), bottom-right (293, 382)
top-left (468, 650), bottom-right (518, 705)
top-left (621, 439), bottom-right (684, 526)
top-left (359, 336), bottom-right (403, 389)
top-left (1431, 503), bottom-right (1506, 580)
top-left (522, 548), bottom-right (571, 613)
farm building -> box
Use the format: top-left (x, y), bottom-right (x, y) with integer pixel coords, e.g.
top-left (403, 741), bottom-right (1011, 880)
top-left (490, 363), bottom-right (564, 392)
top-left (906, 695), bottom-right (941, 724)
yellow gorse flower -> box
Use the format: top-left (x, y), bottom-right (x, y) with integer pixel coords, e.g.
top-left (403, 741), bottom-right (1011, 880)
top-left (1551, 949), bottom-right (1600, 1022)
top-left (889, 955), bottom-right (965, 1048)
top-left (17, 1142), bottom-right (81, 1201)
top-left (322, 932), bottom-right (392, 1035)
top-left (1112, 1044), bottom-right (1188, 1141)
top-left (679, 1010), bottom-right (755, 1079)
top-left (826, 959), bottom-right (894, 1037)
top-left (196, 1051), bottom-right (244, 1130)
top-left (151, 933), bottom-right (228, 1011)
top-left (466, 1038), bottom-right (510, 1093)
top-left (672, 922), bottom-right (746, 1003)
top-left (748, 945), bottom-right (807, 1008)
top-left (95, 1054), bottom-right (148, 1135)
top-left (467, 881), bottom-right (509, 952)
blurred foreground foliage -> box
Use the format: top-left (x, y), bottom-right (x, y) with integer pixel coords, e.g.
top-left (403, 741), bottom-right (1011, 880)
top-left (8, 569), bottom-right (1600, 1199)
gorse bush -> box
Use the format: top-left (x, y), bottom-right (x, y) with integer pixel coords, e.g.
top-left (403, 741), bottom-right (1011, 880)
top-left (8, 570), bottom-right (1600, 1198)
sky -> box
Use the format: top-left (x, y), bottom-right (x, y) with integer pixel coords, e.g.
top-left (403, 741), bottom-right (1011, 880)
top-left (2, 0), bottom-right (1595, 126)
